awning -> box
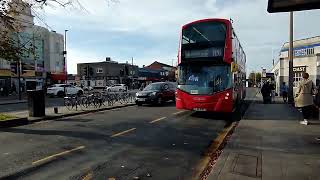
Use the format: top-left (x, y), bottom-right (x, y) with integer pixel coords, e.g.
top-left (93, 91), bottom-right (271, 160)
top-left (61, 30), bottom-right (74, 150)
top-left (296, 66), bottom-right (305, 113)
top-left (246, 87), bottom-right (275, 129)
top-left (0, 69), bottom-right (11, 77)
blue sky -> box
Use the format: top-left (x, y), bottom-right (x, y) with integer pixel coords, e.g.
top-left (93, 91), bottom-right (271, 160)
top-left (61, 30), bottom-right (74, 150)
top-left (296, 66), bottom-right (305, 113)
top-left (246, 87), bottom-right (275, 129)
top-left (34, 0), bottom-right (320, 74)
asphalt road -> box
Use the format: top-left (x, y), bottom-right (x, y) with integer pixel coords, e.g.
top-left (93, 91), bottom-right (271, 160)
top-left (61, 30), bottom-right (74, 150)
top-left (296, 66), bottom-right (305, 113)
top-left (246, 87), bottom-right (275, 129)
top-left (0, 88), bottom-right (258, 180)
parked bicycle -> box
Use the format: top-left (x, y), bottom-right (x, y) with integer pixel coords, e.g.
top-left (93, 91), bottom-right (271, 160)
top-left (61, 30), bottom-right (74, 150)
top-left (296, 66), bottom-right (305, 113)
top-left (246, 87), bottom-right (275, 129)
top-left (64, 91), bottom-right (136, 111)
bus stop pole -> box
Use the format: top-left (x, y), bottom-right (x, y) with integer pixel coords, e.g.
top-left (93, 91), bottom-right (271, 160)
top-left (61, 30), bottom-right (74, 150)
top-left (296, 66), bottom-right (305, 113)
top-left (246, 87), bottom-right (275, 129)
top-left (288, 11), bottom-right (294, 104)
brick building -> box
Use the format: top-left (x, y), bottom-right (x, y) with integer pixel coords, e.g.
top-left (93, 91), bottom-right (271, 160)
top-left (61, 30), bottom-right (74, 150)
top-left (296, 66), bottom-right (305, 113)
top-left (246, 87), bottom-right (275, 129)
top-left (77, 58), bottom-right (139, 88)
top-left (145, 61), bottom-right (177, 81)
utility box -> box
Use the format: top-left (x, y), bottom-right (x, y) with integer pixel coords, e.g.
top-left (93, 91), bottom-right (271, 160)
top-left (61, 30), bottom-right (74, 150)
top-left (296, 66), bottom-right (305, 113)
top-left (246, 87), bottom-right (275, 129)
top-left (27, 90), bottom-right (45, 117)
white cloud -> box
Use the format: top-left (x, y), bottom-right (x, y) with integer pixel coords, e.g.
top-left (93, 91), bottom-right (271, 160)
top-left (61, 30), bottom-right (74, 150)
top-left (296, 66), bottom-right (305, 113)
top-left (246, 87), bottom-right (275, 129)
top-left (33, 0), bottom-right (320, 74)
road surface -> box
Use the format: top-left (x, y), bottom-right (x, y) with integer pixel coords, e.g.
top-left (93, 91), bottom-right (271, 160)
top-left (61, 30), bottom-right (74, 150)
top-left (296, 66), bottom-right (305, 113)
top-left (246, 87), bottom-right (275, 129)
top-left (0, 88), bottom-right (257, 180)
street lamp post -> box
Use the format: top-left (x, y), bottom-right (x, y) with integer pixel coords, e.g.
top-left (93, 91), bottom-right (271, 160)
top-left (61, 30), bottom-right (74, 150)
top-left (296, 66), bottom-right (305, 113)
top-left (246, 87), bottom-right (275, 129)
top-left (288, 12), bottom-right (294, 104)
top-left (63, 30), bottom-right (68, 95)
top-left (64, 30), bottom-right (68, 83)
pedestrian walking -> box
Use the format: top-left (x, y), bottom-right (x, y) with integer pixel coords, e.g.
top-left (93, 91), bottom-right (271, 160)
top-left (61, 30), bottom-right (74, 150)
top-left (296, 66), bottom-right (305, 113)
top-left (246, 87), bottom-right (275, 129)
top-left (280, 82), bottom-right (288, 103)
top-left (295, 72), bottom-right (315, 125)
top-left (261, 81), bottom-right (272, 104)
top-left (270, 82), bottom-right (276, 103)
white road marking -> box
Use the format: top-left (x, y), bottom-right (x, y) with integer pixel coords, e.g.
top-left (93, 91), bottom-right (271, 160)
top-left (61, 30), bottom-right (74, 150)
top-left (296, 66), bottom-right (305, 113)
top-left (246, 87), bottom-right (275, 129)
top-left (32, 146), bottom-right (85, 165)
top-left (111, 128), bottom-right (136, 137)
top-left (149, 117), bottom-right (166, 124)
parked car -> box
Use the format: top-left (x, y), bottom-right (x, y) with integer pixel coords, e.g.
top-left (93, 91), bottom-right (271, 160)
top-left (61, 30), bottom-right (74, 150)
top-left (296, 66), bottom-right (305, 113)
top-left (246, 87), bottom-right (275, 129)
top-left (47, 84), bottom-right (84, 97)
top-left (106, 84), bottom-right (128, 92)
top-left (135, 82), bottom-right (176, 106)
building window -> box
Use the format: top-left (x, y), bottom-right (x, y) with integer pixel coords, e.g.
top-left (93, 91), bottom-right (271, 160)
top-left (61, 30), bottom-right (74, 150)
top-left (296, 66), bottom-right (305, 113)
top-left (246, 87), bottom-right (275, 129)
top-left (96, 68), bottom-right (103, 73)
top-left (293, 66), bottom-right (306, 87)
top-left (293, 72), bottom-right (303, 87)
top-left (307, 48), bottom-right (315, 55)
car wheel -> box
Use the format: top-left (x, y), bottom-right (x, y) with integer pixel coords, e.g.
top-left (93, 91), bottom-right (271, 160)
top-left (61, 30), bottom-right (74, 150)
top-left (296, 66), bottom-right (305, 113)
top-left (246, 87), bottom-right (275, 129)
top-left (57, 91), bottom-right (65, 97)
top-left (157, 96), bottom-right (163, 105)
top-left (136, 102), bottom-right (142, 106)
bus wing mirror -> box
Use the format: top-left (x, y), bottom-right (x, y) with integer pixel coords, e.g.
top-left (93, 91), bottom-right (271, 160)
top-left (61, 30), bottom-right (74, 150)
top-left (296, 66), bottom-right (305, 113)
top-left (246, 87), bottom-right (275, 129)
top-left (231, 62), bottom-right (238, 73)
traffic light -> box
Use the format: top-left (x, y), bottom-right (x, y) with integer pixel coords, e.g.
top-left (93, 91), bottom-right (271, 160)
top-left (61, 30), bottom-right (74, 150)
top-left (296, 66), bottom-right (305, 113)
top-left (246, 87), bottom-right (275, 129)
top-left (89, 67), bottom-right (94, 76)
top-left (125, 66), bottom-right (129, 76)
top-left (120, 69), bottom-right (124, 76)
top-left (83, 66), bottom-right (88, 77)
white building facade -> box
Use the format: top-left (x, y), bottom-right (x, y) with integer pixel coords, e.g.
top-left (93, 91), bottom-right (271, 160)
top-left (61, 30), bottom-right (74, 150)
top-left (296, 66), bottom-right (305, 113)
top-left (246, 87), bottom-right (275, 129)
top-left (271, 36), bottom-right (320, 94)
top-left (5, 0), bottom-right (65, 91)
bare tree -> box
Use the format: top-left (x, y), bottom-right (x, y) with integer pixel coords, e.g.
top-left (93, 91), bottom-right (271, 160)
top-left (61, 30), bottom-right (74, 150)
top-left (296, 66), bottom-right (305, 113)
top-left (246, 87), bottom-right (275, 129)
top-left (0, 0), bottom-right (119, 61)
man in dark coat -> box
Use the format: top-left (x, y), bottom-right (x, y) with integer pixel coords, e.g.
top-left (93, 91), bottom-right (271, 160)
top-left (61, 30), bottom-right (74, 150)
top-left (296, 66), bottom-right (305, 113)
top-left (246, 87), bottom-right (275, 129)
top-left (261, 81), bottom-right (272, 104)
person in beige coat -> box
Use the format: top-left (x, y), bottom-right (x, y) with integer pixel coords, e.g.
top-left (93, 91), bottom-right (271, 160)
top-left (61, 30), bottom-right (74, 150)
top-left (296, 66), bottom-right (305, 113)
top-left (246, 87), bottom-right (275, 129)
top-left (295, 73), bottom-right (315, 125)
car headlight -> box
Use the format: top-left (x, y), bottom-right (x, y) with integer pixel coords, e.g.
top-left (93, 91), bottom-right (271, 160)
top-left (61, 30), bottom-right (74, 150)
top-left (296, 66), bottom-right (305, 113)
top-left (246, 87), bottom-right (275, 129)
top-left (151, 92), bottom-right (157, 96)
top-left (136, 92), bottom-right (139, 96)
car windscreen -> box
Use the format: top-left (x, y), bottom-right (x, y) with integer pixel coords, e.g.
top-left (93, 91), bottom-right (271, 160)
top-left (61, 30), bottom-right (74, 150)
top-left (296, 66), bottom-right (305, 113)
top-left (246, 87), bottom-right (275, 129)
top-left (143, 83), bottom-right (162, 91)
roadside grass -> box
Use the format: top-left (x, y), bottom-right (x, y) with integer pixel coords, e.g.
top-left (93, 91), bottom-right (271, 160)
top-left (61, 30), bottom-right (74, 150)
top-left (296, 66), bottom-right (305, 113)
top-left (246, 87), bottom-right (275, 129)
top-left (0, 114), bottom-right (17, 121)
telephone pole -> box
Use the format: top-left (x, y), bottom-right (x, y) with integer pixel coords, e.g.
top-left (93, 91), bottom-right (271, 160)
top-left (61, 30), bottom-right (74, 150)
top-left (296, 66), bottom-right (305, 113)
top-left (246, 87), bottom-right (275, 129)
top-left (64, 30), bottom-right (68, 83)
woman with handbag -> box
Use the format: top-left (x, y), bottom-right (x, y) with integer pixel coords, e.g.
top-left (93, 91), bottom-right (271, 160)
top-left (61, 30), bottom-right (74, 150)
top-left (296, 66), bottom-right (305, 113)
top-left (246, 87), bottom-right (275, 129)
top-left (295, 72), bottom-right (315, 125)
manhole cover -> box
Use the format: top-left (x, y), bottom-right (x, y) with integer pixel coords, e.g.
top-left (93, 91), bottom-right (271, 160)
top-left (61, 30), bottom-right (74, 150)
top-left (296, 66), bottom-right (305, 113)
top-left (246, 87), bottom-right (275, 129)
top-left (232, 154), bottom-right (261, 178)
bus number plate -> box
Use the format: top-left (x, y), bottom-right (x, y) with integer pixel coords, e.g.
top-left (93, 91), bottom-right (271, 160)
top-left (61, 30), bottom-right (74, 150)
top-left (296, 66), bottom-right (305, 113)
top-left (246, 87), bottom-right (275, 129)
top-left (193, 108), bottom-right (207, 111)
top-left (190, 90), bottom-right (199, 94)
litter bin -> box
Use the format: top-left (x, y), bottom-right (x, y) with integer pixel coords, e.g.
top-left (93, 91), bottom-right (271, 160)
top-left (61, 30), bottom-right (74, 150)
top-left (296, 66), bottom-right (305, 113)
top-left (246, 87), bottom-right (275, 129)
top-left (27, 90), bottom-right (45, 117)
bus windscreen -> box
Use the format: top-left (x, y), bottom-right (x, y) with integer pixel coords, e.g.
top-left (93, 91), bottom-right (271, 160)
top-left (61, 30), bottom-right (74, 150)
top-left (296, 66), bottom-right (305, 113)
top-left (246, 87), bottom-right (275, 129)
top-left (177, 64), bottom-right (232, 95)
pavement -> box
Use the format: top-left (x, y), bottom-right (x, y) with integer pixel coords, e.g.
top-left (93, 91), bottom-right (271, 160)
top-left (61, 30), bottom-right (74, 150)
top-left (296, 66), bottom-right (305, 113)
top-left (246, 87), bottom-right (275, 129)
top-left (0, 97), bottom-right (65, 118)
top-left (207, 92), bottom-right (320, 180)
top-left (0, 94), bottom-right (27, 105)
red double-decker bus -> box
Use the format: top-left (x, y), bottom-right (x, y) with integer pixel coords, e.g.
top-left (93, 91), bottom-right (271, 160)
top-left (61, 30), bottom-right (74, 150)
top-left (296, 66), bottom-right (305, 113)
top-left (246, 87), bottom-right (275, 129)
top-left (176, 18), bottom-right (246, 113)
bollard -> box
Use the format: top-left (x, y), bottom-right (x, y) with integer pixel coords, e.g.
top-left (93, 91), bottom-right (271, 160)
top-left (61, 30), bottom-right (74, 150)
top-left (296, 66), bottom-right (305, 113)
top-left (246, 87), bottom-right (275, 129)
top-left (54, 107), bottom-right (58, 114)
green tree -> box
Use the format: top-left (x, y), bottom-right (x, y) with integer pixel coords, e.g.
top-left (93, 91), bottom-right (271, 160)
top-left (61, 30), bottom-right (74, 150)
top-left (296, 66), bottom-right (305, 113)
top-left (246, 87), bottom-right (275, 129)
top-left (248, 72), bottom-right (262, 86)
top-left (256, 72), bottom-right (262, 83)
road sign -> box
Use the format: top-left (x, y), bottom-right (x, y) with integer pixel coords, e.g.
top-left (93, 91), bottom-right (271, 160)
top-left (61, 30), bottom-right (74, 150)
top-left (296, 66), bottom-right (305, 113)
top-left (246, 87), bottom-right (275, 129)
top-left (268, 0), bottom-right (320, 13)
top-left (231, 62), bottom-right (238, 73)
top-left (262, 69), bottom-right (267, 78)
